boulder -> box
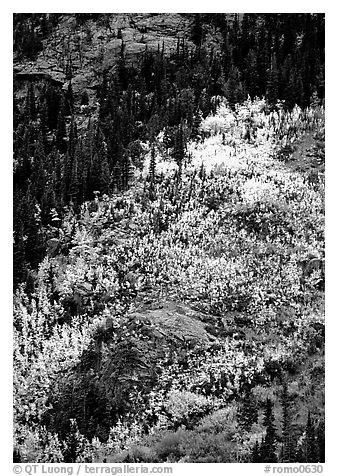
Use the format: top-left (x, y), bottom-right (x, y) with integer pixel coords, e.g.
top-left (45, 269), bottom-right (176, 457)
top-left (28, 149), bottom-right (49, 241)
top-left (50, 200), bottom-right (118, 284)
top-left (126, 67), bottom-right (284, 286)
top-left (130, 300), bottom-right (216, 345)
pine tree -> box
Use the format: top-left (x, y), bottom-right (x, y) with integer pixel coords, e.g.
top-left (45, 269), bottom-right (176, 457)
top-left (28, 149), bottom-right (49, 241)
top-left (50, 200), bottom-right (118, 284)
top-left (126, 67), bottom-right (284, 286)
top-left (118, 40), bottom-right (128, 90)
top-left (31, 131), bottom-right (47, 202)
top-left (45, 83), bottom-right (61, 130)
top-left (172, 123), bottom-right (186, 176)
top-left (80, 89), bottom-right (90, 106)
top-left (56, 98), bottom-right (67, 153)
top-left (21, 186), bottom-right (45, 270)
top-left (224, 66), bottom-right (245, 108)
top-left (198, 162), bottom-right (206, 181)
top-left (13, 221), bottom-right (27, 289)
top-left (26, 82), bottom-right (36, 121)
top-left (303, 412), bottom-right (318, 462)
top-left (13, 448), bottom-right (21, 463)
top-left (256, 27), bottom-right (269, 95)
top-left (149, 143), bottom-right (156, 200)
top-left (149, 143), bottom-right (156, 184)
top-left (65, 81), bottom-right (74, 115)
top-left (121, 154), bottom-right (133, 190)
top-left (61, 152), bottom-right (72, 204)
top-left (100, 152), bottom-right (111, 196)
top-left (38, 100), bottom-right (49, 147)
top-left (316, 420), bottom-right (325, 462)
top-left (65, 55), bottom-right (74, 81)
top-left (191, 14), bottom-right (203, 47)
top-left (244, 49), bottom-right (260, 98)
top-left (67, 117), bottom-right (78, 160)
top-left (266, 53), bottom-right (279, 106)
top-left (280, 384), bottom-right (296, 463)
top-left (191, 108), bottom-right (203, 140)
top-left (89, 152), bottom-right (102, 196)
top-left (238, 388), bottom-right (258, 431)
top-left (69, 144), bottom-right (81, 205)
top-left (64, 420), bottom-right (84, 463)
top-left (261, 398), bottom-right (278, 463)
top-left (251, 440), bottom-right (262, 463)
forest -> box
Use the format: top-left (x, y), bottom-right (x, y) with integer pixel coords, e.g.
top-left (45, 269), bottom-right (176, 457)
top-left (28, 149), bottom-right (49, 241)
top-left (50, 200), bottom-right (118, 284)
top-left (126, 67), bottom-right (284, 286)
top-left (13, 13), bottom-right (325, 463)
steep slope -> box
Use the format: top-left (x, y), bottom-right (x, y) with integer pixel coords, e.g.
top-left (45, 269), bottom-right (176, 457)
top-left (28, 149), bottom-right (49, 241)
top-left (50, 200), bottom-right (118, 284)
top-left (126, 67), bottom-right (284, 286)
top-left (13, 99), bottom-right (325, 463)
top-left (14, 14), bottom-right (195, 99)
top-left (13, 13), bottom-right (325, 464)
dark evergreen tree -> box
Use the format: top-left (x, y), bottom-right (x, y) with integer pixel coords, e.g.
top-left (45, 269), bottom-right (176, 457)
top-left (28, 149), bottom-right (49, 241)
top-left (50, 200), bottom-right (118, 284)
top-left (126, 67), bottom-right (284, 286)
top-left (244, 49), bottom-right (260, 98)
top-left (261, 398), bottom-right (278, 463)
top-left (45, 82), bottom-right (61, 130)
top-left (13, 221), bottom-right (27, 289)
top-left (251, 440), bottom-right (262, 463)
top-left (303, 412), bottom-right (318, 462)
top-left (55, 98), bottom-right (67, 153)
top-left (238, 388), bottom-right (258, 431)
top-left (224, 65), bottom-right (245, 108)
top-left (80, 89), bottom-right (90, 106)
top-left (280, 384), bottom-right (297, 463)
top-left (172, 123), bottom-right (186, 172)
top-left (316, 420), bottom-right (325, 462)
top-left (65, 80), bottom-right (74, 115)
top-left (191, 14), bottom-right (203, 47)
top-left (26, 83), bottom-right (36, 121)
top-left (31, 132), bottom-right (47, 203)
top-left (61, 151), bottom-right (72, 204)
top-left (149, 143), bottom-right (156, 185)
top-left (69, 143), bottom-right (81, 205)
top-left (266, 53), bottom-right (279, 106)
top-left (67, 117), bottom-right (78, 160)
top-left (63, 420), bottom-right (85, 463)
top-left (100, 148), bottom-right (111, 196)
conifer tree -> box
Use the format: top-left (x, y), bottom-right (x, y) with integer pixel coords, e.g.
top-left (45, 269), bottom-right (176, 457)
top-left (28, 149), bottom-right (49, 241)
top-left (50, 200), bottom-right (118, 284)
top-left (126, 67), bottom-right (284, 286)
top-left (65, 55), bottom-right (74, 81)
top-left (316, 420), bottom-right (325, 462)
top-left (45, 82), bottom-right (61, 130)
top-left (149, 143), bottom-right (156, 185)
top-left (64, 420), bottom-right (86, 463)
top-left (31, 132), bottom-right (47, 202)
top-left (68, 117), bottom-right (78, 160)
top-left (238, 388), bottom-right (258, 432)
top-left (69, 144), bottom-right (81, 205)
top-left (280, 384), bottom-right (296, 463)
top-left (149, 143), bottom-right (156, 200)
top-left (191, 14), bottom-right (203, 47)
top-left (266, 53), bottom-right (279, 106)
top-left (261, 398), bottom-right (278, 463)
top-left (191, 108), bottom-right (203, 140)
top-left (244, 49), bottom-right (260, 98)
top-left (100, 152), bottom-right (111, 196)
top-left (172, 123), bottom-right (186, 175)
top-left (26, 83), bottom-right (36, 121)
top-left (61, 152), bottom-right (72, 204)
top-left (224, 66), bottom-right (245, 107)
top-left (56, 98), bottom-right (67, 153)
top-left (303, 412), bottom-right (318, 462)
top-left (118, 40), bottom-right (128, 90)
top-left (13, 221), bottom-right (27, 289)
top-left (89, 152), bottom-right (102, 196)
top-left (65, 81), bottom-right (74, 115)
top-left (251, 440), bottom-right (262, 463)
top-left (21, 186), bottom-right (45, 269)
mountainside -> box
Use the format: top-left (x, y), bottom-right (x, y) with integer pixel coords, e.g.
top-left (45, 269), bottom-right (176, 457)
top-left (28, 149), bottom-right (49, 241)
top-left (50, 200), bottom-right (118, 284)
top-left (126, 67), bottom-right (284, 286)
top-left (14, 14), bottom-right (195, 94)
top-left (13, 14), bottom-right (325, 464)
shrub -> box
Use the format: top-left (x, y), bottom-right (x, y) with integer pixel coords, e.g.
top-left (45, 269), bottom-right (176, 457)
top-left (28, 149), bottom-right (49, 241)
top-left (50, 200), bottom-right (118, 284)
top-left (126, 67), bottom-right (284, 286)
top-left (164, 390), bottom-right (213, 429)
top-left (155, 430), bottom-right (186, 461)
top-left (197, 405), bottom-right (237, 434)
